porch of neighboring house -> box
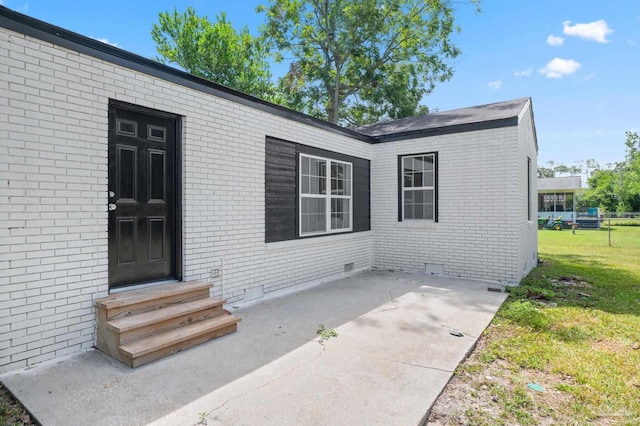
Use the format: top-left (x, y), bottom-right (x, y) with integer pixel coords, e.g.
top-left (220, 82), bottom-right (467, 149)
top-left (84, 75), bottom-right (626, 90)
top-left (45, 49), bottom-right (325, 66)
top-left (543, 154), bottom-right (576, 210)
top-left (537, 175), bottom-right (583, 222)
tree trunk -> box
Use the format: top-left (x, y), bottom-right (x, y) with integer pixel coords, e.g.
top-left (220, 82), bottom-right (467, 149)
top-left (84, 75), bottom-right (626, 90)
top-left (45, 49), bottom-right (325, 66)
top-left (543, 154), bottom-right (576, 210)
top-left (329, 65), bottom-right (341, 124)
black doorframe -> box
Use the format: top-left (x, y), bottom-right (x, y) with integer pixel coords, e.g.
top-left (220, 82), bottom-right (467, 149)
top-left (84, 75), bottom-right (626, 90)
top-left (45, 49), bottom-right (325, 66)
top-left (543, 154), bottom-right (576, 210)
top-left (108, 99), bottom-right (183, 288)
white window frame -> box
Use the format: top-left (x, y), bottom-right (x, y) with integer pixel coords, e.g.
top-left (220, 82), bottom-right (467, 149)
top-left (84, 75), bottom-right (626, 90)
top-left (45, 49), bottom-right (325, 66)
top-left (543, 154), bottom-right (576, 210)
top-left (401, 153), bottom-right (436, 221)
top-left (299, 153), bottom-right (353, 237)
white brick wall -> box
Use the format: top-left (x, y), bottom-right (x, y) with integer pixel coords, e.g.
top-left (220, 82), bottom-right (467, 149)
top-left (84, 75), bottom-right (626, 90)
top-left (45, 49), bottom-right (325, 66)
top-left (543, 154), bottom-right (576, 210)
top-left (371, 119), bottom-right (537, 283)
top-left (516, 104), bottom-right (539, 277)
top-left (0, 24), bottom-right (537, 374)
top-left (0, 27), bottom-right (373, 373)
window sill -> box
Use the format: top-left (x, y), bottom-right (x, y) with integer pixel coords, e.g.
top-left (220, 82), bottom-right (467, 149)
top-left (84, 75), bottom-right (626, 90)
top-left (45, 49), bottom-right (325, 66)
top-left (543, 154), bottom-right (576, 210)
top-left (397, 220), bottom-right (438, 230)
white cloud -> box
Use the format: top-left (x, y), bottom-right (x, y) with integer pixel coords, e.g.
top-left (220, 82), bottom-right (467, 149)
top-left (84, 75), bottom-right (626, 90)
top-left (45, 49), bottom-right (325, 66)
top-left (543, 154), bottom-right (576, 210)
top-left (547, 35), bottom-right (564, 46)
top-left (538, 58), bottom-right (581, 78)
top-left (487, 80), bottom-right (502, 90)
top-left (562, 20), bottom-right (613, 43)
top-left (90, 36), bottom-right (119, 47)
top-left (628, 39), bottom-right (636, 46)
top-left (514, 69), bottom-right (532, 77)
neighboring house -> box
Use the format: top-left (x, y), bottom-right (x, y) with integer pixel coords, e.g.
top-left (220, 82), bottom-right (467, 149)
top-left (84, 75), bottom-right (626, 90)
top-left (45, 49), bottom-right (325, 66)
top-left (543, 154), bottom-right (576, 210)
top-left (0, 7), bottom-right (539, 373)
top-left (537, 176), bottom-right (583, 221)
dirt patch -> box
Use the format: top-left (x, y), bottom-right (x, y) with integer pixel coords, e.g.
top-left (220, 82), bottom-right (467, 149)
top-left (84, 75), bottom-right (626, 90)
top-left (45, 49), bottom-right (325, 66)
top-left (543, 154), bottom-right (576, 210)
top-left (427, 334), bottom-right (578, 425)
top-left (550, 276), bottom-right (592, 288)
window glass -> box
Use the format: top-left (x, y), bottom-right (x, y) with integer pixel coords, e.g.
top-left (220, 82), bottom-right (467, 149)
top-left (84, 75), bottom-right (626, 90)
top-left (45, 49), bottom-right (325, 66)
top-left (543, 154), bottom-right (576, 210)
top-left (300, 154), bottom-right (352, 236)
top-left (402, 154), bottom-right (435, 221)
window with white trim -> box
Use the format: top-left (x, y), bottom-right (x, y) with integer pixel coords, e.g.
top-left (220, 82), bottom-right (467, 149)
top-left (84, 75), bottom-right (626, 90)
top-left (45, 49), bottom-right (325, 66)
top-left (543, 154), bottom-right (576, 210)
top-left (299, 153), bottom-right (352, 236)
top-left (402, 154), bottom-right (436, 220)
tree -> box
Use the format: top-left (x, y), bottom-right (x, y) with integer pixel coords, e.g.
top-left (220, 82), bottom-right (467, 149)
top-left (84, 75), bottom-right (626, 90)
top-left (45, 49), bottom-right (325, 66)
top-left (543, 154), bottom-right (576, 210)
top-left (536, 160), bottom-right (583, 178)
top-left (257, 0), bottom-right (475, 125)
top-left (151, 8), bottom-right (275, 99)
top-left (583, 132), bottom-right (640, 213)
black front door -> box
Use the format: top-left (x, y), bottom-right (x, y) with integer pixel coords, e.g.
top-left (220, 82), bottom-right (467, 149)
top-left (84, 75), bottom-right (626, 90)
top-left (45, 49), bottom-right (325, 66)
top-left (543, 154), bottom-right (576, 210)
top-left (108, 103), bottom-right (179, 289)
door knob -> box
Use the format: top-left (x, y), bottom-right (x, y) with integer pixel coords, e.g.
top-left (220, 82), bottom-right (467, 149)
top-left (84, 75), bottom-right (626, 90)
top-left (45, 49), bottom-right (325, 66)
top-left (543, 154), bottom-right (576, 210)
top-left (108, 203), bottom-right (117, 211)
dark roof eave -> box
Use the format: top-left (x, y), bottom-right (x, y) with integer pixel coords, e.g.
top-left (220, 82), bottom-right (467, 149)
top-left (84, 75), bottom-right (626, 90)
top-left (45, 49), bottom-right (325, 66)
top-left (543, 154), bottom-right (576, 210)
top-left (0, 6), bottom-right (372, 143)
top-left (369, 116), bottom-right (520, 143)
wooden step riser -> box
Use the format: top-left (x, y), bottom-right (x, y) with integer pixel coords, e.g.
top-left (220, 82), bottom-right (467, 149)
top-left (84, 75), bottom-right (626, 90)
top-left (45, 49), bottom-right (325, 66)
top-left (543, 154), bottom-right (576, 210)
top-left (118, 306), bottom-right (226, 345)
top-left (124, 323), bottom-right (238, 368)
top-left (105, 288), bottom-right (211, 320)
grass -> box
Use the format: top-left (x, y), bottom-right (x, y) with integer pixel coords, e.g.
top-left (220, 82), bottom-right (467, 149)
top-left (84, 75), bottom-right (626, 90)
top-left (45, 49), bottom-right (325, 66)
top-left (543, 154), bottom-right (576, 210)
top-left (436, 226), bottom-right (640, 425)
top-left (0, 383), bottom-right (33, 426)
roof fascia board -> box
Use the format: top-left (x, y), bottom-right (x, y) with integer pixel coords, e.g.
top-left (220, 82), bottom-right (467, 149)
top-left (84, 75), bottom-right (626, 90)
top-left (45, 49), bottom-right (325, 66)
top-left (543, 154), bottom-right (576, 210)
top-left (0, 6), bottom-right (372, 143)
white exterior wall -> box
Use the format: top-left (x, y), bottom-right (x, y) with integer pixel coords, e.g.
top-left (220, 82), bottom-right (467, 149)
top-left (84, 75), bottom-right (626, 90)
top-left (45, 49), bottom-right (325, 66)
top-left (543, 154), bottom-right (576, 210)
top-left (517, 105), bottom-right (539, 277)
top-left (371, 125), bottom-right (529, 283)
top-left (0, 22), bottom-right (538, 374)
top-left (0, 27), bottom-right (373, 373)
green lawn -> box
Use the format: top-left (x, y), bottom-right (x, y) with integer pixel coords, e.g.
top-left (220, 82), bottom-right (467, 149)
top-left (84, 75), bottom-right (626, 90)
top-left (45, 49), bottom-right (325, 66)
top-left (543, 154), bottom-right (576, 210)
top-left (433, 226), bottom-right (640, 425)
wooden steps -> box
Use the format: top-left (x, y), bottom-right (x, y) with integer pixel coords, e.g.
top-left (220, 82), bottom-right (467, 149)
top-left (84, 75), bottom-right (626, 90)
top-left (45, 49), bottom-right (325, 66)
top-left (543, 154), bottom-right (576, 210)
top-left (95, 282), bottom-right (240, 367)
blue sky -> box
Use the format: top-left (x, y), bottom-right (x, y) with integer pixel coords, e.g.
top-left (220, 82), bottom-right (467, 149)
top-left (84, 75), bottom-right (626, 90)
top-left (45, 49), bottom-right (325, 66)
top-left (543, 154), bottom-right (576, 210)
top-left (3, 0), bottom-right (639, 169)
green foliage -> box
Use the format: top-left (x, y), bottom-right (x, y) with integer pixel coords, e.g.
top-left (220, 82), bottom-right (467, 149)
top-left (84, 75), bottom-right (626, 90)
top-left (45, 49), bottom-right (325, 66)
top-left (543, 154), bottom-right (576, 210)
top-left (583, 131), bottom-right (640, 212)
top-left (316, 324), bottom-right (338, 341)
top-left (151, 7), bottom-right (276, 99)
top-left (536, 160), bottom-right (586, 178)
top-left (257, 0), bottom-right (476, 125)
top-left (500, 300), bottom-right (550, 331)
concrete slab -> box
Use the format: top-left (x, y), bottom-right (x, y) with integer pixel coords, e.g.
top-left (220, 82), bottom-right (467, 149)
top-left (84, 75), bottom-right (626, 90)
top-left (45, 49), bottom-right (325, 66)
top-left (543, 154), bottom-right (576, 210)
top-left (1, 270), bottom-right (507, 426)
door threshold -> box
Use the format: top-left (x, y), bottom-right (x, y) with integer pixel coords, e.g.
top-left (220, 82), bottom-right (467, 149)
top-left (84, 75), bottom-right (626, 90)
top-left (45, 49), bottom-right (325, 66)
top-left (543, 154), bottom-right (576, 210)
top-left (109, 279), bottom-right (179, 294)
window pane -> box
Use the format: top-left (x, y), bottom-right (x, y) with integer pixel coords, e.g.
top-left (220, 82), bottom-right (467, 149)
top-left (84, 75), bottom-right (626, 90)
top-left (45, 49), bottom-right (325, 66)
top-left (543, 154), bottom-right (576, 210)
top-left (403, 157), bottom-right (413, 174)
top-left (318, 160), bottom-right (326, 177)
top-left (414, 172), bottom-right (423, 187)
top-left (301, 197), bottom-right (326, 234)
top-left (302, 156), bottom-right (309, 175)
top-left (424, 203), bottom-right (434, 220)
top-left (309, 158), bottom-right (318, 175)
top-left (404, 201), bottom-right (414, 219)
top-left (423, 171), bottom-right (434, 187)
top-left (423, 155), bottom-right (434, 170)
top-left (404, 173), bottom-right (413, 188)
top-left (414, 156), bottom-right (424, 172)
top-left (424, 189), bottom-right (434, 204)
top-left (331, 199), bottom-right (350, 230)
top-left (301, 176), bottom-right (309, 194)
top-left (309, 177), bottom-right (316, 194)
top-left (404, 189), bottom-right (434, 220)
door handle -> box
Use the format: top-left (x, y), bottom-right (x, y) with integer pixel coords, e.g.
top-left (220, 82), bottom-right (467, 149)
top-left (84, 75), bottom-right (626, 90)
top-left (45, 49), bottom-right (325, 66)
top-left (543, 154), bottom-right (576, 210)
top-left (108, 203), bottom-right (117, 211)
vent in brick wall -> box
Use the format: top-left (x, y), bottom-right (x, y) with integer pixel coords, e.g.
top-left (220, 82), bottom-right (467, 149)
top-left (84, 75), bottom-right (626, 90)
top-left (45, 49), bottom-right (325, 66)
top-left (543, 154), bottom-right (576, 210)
top-left (344, 263), bottom-right (354, 272)
top-left (244, 286), bottom-right (264, 301)
top-left (424, 264), bottom-right (443, 275)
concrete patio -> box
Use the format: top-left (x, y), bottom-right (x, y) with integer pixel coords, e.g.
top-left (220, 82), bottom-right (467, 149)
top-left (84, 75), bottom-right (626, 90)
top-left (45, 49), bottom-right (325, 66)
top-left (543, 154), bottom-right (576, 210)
top-left (1, 270), bottom-right (508, 425)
